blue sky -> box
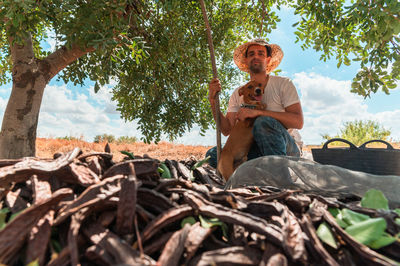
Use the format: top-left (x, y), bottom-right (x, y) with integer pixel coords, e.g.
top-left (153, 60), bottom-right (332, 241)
top-left (0, 6), bottom-right (399, 146)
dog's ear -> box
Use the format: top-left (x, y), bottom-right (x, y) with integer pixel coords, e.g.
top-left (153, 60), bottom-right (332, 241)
top-left (239, 87), bottom-right (244, 96)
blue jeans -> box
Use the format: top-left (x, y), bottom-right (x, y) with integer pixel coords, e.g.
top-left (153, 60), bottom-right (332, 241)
top-left (206, 116), bottom-right (300, 168)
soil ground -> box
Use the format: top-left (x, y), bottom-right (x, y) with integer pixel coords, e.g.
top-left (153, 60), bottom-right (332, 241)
top-left (36, 137), bottom-right (400, 162)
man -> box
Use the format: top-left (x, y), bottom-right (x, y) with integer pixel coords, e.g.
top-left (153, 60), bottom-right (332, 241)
top-left (206, 39), bottom-right (304, 168)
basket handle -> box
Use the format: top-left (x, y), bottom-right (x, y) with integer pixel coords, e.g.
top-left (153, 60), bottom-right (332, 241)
top-left (359, 139), bottom-right (394, 150)
top-left (322, 138), bottom-right (358, 150)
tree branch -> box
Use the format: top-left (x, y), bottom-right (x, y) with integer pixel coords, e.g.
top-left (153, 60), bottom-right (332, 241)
top-left (44, 43), bottom-right (95, 80)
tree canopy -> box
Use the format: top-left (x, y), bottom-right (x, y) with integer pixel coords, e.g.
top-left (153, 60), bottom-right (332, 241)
top-left (293, 0), bottom-right (400, 97)
top-left (0, 0), bottom-right (399, 157)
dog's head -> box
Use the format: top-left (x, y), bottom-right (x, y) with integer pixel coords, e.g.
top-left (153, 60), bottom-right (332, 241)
top-left (238, 80), bottom-right (264, 105)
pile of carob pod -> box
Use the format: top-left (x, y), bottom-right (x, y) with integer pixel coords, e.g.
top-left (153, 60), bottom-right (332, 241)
top-left (0, 146), bottom-right (399, 265)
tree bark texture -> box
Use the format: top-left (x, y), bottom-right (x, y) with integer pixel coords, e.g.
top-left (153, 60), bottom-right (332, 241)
top-left (0, 35), bottom-right (48, 159)
top-left (0, 34), bottom-right (94, 159)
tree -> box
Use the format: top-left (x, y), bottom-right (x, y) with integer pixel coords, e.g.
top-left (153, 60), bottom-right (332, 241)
top-left (0, 0), bottom-right (399, 158)
top-left (322, 120), bottom-right (391, 146)
top-left (0, 0), bottom-right (280, 158)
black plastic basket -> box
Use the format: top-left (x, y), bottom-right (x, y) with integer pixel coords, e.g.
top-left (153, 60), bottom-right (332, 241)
top-left (311, 138), bottom-right (400, 176)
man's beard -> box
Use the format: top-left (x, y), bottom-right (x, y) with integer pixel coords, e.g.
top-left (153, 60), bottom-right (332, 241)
top-left (249, 61), bottom-right (264, 73)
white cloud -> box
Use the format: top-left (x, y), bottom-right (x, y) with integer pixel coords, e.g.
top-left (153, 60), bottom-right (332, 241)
top-left (173, 126), bottom-right (228, 146)
top-left (45, 31), bottom-right (63, 52)
top-left (41, 85), bottom-right (97, 114)
top-left (294, 72), bottom-right (399, 144)
top-left (88, 85), bottom-right (119, 115)
top-left (371, 110), bottom-right (400, 142)
top-left (37, 84), bottom-right (123, 141)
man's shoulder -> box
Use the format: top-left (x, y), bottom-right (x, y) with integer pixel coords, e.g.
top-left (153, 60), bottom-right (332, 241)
top-left (269, 75), bottom-right (292, 84)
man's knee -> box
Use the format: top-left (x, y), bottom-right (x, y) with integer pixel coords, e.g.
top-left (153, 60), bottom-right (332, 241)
top-left (253, 116), bottom-right (283, 136)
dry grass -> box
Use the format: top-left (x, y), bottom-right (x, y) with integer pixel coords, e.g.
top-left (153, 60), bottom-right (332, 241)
top-left (36, 138), bottom-right (213, 162)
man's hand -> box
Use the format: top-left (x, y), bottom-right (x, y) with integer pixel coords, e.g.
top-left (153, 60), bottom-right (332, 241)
top-left (236, 108), bottom-right (260, 121)
top-left (208, 78), bottom-right (221, 104)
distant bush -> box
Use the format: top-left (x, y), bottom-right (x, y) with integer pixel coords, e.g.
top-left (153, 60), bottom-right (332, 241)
top-left (94, 134), bottom-right (116, 143)
top-left (322, 120), bottom-right (391, 146)
top-left (116, 136), bottom-right (137, 144)
top-left (94, 134), bottom-right (137, 144)
top-left (57, 135), bottom-right (84, 141)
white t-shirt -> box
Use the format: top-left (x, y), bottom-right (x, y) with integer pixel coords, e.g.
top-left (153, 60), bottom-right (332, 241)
top-left (227, 75), bottom-right (303, 148)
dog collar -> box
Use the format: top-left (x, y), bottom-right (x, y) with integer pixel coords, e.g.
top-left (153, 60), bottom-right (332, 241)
top-left (240, 103), bottom-right (258, 109)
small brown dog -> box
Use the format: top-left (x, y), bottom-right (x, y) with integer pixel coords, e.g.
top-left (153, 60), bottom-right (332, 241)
top-left (218, 80), bottom-right (266, 181)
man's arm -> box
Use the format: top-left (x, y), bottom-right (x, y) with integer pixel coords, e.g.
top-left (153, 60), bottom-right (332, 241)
top-left (235, 102), bottom-right (304, 129)
top-left (209, 78), bottom-right (237, 136)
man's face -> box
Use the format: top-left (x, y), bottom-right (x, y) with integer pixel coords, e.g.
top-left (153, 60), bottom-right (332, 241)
top-left (246, 44), bottom-right (270, 74)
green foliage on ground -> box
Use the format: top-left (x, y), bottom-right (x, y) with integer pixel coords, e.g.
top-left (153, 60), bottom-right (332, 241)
top-left (318, 190), bottom-right (400, 251)
top-left (322, 120), bottom-right (391, 146)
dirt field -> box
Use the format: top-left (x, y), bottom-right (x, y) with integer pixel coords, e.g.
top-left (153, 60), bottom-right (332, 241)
top-left (36, 138), bottom-right (400, 162)
top-left (36, 138), bottom-right (213, 162)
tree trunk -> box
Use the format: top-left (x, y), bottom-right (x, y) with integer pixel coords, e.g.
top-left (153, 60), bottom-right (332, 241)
top-left (0, 33), bottom-right (48, 159)
top-left (0, 30), bottom-right (95, 159)
top-left (0, 35), bottom-right (49, 159)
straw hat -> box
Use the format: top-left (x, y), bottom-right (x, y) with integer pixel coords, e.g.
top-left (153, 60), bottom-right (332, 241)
top-left (233, 39), bottom-right (283, 73)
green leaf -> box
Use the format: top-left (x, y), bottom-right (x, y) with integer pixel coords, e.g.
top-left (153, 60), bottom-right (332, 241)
top-left (368, 233), bottom-right (397, 249)
top-left (51, 239), bottom-right (62, 254)
top-left (199, 215), bottom-right (228, 239)
top-left (345, 217), bottom-right (387, 245)
top-left (395, 209), bottom-right (400, 225)
top-left (120, 150), bottom-right (135, 159)
top-left (181, 216), bottom-right (196, 228)
top-left (341, 208), bottom-right (370, 225)
top-left (191, 156), bottom-right (210, 170)
top-left (316, 222), bottom-right (338, 249)
top-left (0, 208), bottom-right (10, 214)
top-left (9, 210), bottom-right (22, 222)
top-left (159, 162), bottom-right (171, 179)
top-left (94, 81), bottom-right (100, 93)
top-left (189, 170), bottom-right (196, 182)
top-left (361, 189), bottom-right (389, 210)
top-left (328, 207), bottom-right (340, 217)
top-left (335, 209), bottom-right (351, 228)
top-left (0, 208), bottom-right (10, 230)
